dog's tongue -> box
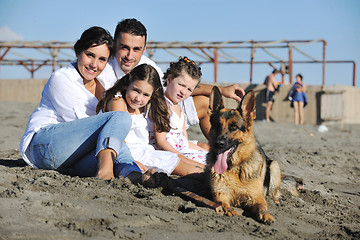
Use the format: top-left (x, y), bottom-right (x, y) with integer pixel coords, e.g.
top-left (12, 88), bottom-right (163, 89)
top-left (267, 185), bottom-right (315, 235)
top-left (214, 148), bottom-right (231, 174)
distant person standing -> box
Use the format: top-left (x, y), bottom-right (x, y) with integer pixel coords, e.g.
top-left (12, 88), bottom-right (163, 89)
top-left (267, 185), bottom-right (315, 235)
top-left (291, 74), bottom-right (307, 125)
top-left (264, 69), bottom-right (279, 122)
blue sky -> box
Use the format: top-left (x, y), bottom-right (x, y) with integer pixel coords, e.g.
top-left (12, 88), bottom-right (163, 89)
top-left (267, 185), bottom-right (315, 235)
top-left (0, 0), bottom-right (359, 87)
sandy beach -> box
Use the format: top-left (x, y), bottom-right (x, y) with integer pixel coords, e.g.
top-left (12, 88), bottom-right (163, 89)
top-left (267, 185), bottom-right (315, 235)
top-left (0, 100), bottom-right (359, 239)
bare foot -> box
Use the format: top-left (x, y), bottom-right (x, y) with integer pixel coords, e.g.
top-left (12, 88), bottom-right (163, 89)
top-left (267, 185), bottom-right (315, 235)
top-left (135, 161), bottom-right (149, 174)
top-left (97, 149), bottom-right (115, 180)
top-left (97, 169), bottom-right (114, 180)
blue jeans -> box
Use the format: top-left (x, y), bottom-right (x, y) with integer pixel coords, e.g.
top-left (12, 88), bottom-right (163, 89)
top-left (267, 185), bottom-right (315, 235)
top-left (30, 111), bottom-right (141, 178)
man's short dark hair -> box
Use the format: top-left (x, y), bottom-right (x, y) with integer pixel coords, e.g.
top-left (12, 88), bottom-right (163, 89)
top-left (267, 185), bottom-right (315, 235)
top-left (114, 18), bottom-right (147, 43)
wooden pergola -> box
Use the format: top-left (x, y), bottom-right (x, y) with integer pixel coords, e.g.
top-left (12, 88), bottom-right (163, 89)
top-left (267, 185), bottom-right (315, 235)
top-left (0, 40), bottom-right (356, 86)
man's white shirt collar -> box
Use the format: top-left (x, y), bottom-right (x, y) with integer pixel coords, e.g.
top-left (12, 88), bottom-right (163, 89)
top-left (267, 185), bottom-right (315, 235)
top-left (109, 57), bottom-right (126, 80)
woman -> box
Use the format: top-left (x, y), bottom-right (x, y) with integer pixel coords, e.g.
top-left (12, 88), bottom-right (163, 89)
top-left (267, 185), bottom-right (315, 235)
top-left (20, 26), bottom-right (156, 186)
top-left (291, 74), bottom-right (308, 125)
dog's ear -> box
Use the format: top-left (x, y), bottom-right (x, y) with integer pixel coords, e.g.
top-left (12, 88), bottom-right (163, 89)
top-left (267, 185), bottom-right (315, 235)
top-left (209, 86), bottom-right (224, 115)
top-left (238, 90), bottom-right (256, 121)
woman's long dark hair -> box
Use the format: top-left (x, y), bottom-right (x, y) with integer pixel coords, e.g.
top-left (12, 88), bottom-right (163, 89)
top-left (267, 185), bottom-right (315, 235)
top-left (74, 26), bottom-right (114, 58)
top-left (96, 64), bottom-right (171, 132)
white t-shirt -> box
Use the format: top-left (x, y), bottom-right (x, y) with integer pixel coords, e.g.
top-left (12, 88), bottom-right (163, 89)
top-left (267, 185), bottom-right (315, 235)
top-left (99, 55), bottom-right (164, 82)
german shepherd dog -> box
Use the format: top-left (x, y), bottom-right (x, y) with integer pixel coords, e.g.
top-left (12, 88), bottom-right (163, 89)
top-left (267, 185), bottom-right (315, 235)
top-left (206, 86), bottom-right (281, 224)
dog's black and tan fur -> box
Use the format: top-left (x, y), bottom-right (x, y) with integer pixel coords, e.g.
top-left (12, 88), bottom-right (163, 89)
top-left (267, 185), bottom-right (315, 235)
top-left (206, 86), bottom-right (281, 224)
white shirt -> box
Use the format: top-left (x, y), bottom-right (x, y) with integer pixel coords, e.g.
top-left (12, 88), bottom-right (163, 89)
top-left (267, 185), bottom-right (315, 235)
top-left (20, 63), bottom-right (117, 167)
top-left (125, 114), bottom-right (150, 146)
top-left (99, 55), bottom-right (164, 82)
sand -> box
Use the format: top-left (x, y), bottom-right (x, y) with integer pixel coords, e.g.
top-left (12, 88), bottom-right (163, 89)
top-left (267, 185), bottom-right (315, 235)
top-left (0, 101), bottom-right (359, 240)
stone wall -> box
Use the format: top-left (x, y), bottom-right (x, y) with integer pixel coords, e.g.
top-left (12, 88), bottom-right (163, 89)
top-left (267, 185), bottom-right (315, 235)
top-left (1, 79), bottom-right (359, 124)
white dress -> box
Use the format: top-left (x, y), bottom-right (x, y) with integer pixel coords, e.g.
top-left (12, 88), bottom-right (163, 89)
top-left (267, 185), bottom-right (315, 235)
top-left (148, 98), bottom-right (207, 165)
top-left (125, 113), bottom-right (180, 175)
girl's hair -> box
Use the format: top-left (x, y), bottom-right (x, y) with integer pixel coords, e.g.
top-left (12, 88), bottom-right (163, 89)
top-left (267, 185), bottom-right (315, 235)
top-left (163, 56), bottom-right (202, 87)
top-left (96, 64), bottom-right (171, 132)
top-left (74, 26), bottom-right (115, 58)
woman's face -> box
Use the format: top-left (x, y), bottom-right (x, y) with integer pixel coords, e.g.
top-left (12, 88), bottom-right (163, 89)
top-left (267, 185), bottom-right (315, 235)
top-left (76, 44), bottom-right (110, 81)
top-left (125, 80), bottom-right (154, 111)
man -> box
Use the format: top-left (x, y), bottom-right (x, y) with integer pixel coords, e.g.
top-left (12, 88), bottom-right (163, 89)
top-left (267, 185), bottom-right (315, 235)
top-left (100, 18), bottom-right (245, 139)
top-left (264, 69), bottom-right (279, 122)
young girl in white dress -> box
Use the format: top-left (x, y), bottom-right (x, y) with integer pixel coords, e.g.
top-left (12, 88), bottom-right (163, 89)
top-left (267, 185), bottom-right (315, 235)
top-left (96, 63), bottom-right (204, 177)
top-left (148, 57), bottom-right (209, 165)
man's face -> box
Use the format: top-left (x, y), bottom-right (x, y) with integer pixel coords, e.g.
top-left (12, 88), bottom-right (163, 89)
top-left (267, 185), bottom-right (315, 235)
top-left (115, 32), bottom-right (146, 74)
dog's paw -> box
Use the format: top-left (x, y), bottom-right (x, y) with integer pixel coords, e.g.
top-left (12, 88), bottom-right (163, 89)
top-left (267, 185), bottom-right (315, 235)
top-left (258, 211), bottom-right (275, 224)
top-left (223, 207), bottom-right (242, 216)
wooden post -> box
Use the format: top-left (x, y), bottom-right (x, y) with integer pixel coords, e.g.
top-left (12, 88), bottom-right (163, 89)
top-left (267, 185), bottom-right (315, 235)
top-left (288, 46), bottom-right (293, 85)
top-left (322, 40), bottom-right (327, 86)
top-left (250, 43), bottom-right (254, 84)
top-left (214, 48), bottom-right (218, 83)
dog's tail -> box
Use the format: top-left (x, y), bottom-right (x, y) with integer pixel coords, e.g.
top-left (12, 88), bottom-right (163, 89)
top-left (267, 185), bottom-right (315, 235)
top-left (280, 174), bottom-right (305, 197)
top-left (256, 139), bottom-right (281, 203)
top-left (267, 160), bottom-right (281, 203)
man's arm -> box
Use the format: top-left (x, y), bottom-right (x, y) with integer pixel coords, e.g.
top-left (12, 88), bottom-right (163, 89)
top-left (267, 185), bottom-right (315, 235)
top-left (191, 83), bottom-right (213, 96)
top-left (192, 83), bottom-right (245, 102)
top-left (270, 76), bottom-right (278, 90)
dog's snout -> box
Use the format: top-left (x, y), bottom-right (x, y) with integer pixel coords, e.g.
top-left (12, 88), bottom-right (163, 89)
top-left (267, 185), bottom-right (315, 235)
top-left (216, 137), bottom-right (227, 148)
